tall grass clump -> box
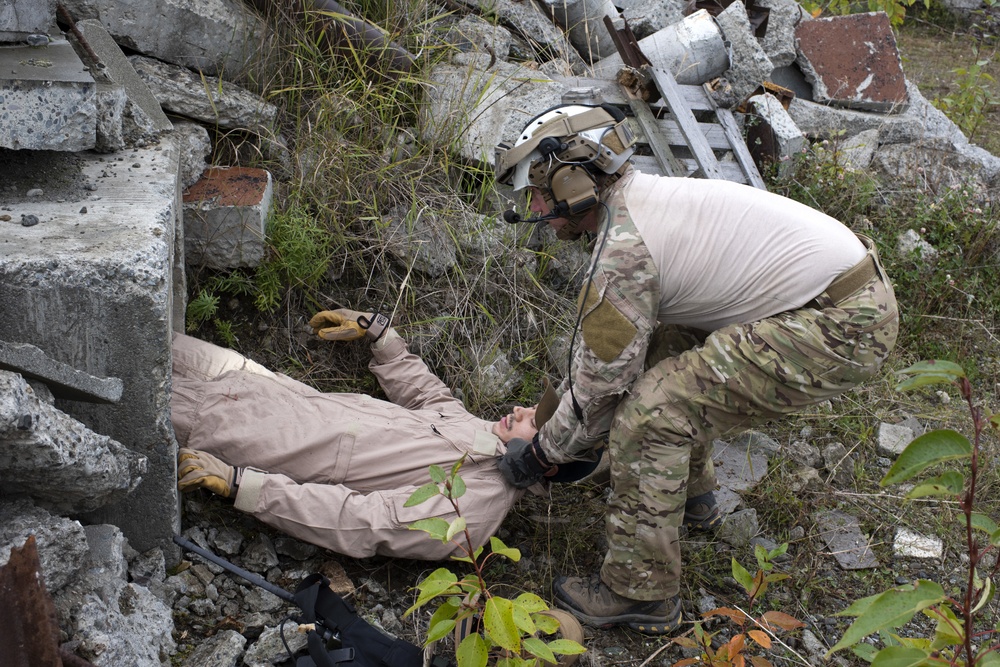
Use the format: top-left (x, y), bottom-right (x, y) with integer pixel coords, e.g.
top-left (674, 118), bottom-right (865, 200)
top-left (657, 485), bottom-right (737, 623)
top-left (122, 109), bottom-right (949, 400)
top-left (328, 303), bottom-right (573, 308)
top-left (184, 2), bottom-right (580, 417)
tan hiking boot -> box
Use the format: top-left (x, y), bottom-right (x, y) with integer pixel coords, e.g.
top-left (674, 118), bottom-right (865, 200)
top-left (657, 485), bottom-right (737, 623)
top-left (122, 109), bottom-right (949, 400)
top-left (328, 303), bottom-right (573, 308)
top-left (553, 574), bottom-right (682, 635)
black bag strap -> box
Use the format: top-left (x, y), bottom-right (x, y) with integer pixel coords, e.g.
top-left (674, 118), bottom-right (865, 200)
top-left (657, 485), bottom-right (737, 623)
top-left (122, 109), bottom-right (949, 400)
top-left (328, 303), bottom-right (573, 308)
top-left (293, 574), bottom-right (423, 667)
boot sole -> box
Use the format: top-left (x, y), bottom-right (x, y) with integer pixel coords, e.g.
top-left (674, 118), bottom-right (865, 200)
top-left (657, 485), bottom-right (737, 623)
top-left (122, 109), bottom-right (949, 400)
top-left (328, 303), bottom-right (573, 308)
top-left (683, 506), bottom-right (721, 532)
top-left (553, 597), bottom-right (682, 636)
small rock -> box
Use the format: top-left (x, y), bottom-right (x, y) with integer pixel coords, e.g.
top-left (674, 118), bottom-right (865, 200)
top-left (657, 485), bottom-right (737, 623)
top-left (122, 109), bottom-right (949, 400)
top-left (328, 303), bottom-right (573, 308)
top-left (0, 214), bottom-right (10, 221)
top-left (26, 188), bottom-right (43, 197)
top-left (27, 34), bottom-right (50, 47)
top-left (80, 206), bottom-right (88, 214)
top-left (21, 214), bottom-right (39, 227)
top-left (241, 534), bottom-right (279, 573)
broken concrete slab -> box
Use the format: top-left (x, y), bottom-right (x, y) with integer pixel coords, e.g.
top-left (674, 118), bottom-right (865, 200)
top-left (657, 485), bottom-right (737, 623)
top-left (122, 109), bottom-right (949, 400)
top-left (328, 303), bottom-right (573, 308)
top-left (0, 369), bottom-right (145, 513)
top-left (709, 2), bottom-right (774, 108)
top-left (0, 499), bottom-right (89, 592)
top-left (172, 119), bottom-right (213, 190)
top-left (421, 56), bottom-right (565, 170)
top-left (60, 0), bottom-right (267, 79)
top-left (0, 340), bottom-right (122, 403)
top-left (620, 0), bottom-right (686, 41)
top-left (894, 528), bottom-right (943, 559)
top-left (538, 0), bottom-right (620, 63)
top-left (72, 19), bottom-right (172, 152)
top-left (129, 55), bottom-right (277, 136)
top-left (183, 166), bottom-right (273, 269)
top-left (453, 0), bottom-right (585, 73)
top-left (837, 128), bottom-right (880, 171)
top-left (787, 95), bottom-right (923, 143)
top-left (592, 10), bottom-right (728, 84)
top-left (0, 38), bottom-right (96, 151)
top-left (758, 0), bottom-right (807, 69)
top-left (0, 0), bottom-right (55, 42)
top-left (795, 12), bottom-right (909, 113)
top-left (872, 135), bottom-right (1000, 195)
top-left (815, 509), bottom-right (879, 569)
top-left (446, 15), bottom-right (513, 62)
top-left (745, 91), bottom-right (805, 176)
top-left (713, 435), bottom-right (770, 492)
top-left (0, 140), bottom-right (182, 560)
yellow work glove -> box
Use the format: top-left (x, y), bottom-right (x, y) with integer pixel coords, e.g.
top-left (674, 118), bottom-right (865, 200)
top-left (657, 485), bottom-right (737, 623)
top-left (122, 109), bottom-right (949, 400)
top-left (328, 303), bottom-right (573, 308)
top-left (177, 448), bottom-right (241, 498)
top-left (309, 308), bottom-right (390, 342)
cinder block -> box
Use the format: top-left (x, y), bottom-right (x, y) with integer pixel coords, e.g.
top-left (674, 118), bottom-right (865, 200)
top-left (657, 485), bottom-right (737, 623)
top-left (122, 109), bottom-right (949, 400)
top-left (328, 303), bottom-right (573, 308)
top-left (795, 12), bottom-right (909, 113)
top-left (0, 39), bottom-right (96, 151)
top-left (0, 138), bottom-right (182, 562)
top-left (183, 167), bottom-right (273, 269)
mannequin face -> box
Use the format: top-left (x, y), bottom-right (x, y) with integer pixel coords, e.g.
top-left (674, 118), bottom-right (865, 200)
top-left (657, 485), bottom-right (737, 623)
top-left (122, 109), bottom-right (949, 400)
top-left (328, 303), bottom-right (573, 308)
top-left (491, 405), bottom-right (538, 443)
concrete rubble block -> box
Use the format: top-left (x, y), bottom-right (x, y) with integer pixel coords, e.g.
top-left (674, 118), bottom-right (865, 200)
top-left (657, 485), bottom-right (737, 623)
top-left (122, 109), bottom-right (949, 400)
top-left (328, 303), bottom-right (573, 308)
top-left (181, 628), bottom-right (247, 667)
top-left (538, 0), bottom-right (621, 63)
top-left (60, 0), bottom-right (267, 79)
top-left (183, 166), bottom-right (273, 269)
top-left (836, 128), bottom-right (880, 171)
top-left (815, 509), bottom-right (879, 569)
top-left (447, 15), bottom-right (513, 61)
top-left (244, 620), bottom-right (309, 667)
top-left (421, 56), bottom-right (565, 169)
top-left (710, 2), bottom-right (774, 108)
top-left (0, 39), bottom-right (97, 151)
top-left (0, 0), bottom-right (56, 42)
top-left (878, 421), bottom-right (915, 457)
top-left (455, 0), bottom-right (585, 72)
top-left (0, 498), bottom-right (89, 592)
top-left (894, 528), bottom-right (943, 559)
top-left (128, 55), bottom-right (278, 136)
top-left (171, 119), bottom-right (213, 189)
top-left (72, 19), bottom-right (172, 152)
top-left (620, 0), bottom-right (686, 41)
top-left (56, 523), bottom-right (175, 666)
top-left (872, 135), bottom-right (1000, 195)
top-left (0, 339), bottom-right (123, 403)
top-left (382, 205), bottom-right (457, 278)
top-left (591, 10), bottom-right (728, 84)
top-left (0, 139), bottom-right (182, 560)
top-left (757, 0), bottom-right (807, 68)
top-left (0, 370), bottom-right (146, 513)
top-left (745, 92), bottom-right (805, 177)
top-left (787, 96), bottom-right (921, 141)
top-left (897, 229), bottom-right (939, 262)
top-left (794, 12), bottom-right (909, 113)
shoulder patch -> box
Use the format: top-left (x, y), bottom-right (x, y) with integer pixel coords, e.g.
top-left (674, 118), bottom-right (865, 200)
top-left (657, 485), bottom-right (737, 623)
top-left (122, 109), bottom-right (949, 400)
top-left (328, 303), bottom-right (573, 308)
top-left (580, 289), bottom-right (638, 362)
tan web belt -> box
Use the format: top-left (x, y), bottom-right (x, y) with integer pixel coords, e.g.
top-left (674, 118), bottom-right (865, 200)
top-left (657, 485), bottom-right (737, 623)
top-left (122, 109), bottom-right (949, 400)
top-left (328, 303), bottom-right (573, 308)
top-left (811, 251), bottom-right (880, 308)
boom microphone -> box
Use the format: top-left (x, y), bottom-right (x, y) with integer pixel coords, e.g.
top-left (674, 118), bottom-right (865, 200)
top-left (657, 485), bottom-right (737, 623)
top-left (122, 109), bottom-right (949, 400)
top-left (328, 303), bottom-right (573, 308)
top-left (503, 209), bottom-right (558, 224)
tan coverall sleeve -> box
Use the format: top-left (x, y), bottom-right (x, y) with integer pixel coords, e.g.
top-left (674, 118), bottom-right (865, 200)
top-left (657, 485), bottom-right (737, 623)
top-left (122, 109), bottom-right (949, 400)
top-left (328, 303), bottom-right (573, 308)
top-left (368, 330), bottom-right (467, 414)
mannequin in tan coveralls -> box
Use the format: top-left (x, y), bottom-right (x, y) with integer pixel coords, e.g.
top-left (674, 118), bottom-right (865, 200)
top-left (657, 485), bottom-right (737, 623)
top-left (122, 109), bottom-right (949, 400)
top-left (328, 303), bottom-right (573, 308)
top-left (172, 308), bottom-right (542, 561)
top-left (494, 105), bottom-right (899, 635)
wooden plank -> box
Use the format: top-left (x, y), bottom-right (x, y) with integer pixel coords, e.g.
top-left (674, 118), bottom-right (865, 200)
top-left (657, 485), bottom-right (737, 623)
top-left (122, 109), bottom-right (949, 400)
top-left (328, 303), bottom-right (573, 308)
top-left (645, 66), bottom-right (727, 180)
top-left (624, 97), bottom-right (685, 176)
top-left (557, 76), bottom-right (717, 111)
top-left (629, 118), bottom-right (733, 151)
top-left (702, 84), bottom-right (768, 190)
top-left (631, 155), bottom-right (750, 183)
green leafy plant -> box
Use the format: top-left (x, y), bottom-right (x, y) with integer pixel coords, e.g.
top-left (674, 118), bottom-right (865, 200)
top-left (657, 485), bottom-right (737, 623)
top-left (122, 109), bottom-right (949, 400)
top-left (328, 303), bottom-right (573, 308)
top-left (404, 455), bottom-right (586, 667)
top-left (933, 48), bottom-right (1000, 146)
top-left (797, 0), bottom-right (929, 26)
top-left (827, 360), bottom-right (1000, 665)
top-left (673, 543), bottom-right (805, 667)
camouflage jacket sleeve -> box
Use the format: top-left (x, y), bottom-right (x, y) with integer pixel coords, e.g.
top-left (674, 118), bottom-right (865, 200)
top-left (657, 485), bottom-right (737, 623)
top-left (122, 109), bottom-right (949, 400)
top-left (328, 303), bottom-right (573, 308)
top-left (536, 178), bottom-right (661, 463)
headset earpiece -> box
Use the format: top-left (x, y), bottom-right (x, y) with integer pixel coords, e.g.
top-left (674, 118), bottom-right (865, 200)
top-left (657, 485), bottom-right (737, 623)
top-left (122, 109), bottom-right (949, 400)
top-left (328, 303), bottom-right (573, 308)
top-left (549, 164), bottom-right (598, 216)
top-left (538, 136), bottom-right (565, 156)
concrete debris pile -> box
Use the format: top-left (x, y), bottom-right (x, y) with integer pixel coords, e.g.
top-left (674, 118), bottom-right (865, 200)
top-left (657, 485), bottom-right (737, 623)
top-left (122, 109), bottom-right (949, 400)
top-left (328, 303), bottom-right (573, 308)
top-left (0, 0), bottom-right (996, 664)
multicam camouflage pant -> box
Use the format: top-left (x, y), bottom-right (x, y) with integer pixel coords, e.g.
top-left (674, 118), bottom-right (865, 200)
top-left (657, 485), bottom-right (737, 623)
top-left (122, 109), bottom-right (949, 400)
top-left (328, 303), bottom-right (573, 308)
top-left (601, 259), bottom-right (898, 600)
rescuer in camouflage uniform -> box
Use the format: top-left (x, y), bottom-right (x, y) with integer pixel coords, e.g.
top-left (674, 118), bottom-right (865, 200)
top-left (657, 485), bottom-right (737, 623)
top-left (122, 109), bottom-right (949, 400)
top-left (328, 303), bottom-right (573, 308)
top-left (494, 104), bottom-right (898, 634)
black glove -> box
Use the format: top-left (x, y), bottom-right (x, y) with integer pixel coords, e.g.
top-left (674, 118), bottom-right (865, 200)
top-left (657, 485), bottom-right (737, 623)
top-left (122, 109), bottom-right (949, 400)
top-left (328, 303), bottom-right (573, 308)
top-left (499, 436), bottom-right (552, 489)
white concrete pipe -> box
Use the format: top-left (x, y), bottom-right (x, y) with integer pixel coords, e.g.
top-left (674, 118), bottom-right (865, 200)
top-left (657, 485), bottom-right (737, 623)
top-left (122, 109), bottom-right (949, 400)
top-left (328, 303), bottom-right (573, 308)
top-left (591, 10), bottom-right (728, 85)
top-left (540, 0), bottom-right (621, 62)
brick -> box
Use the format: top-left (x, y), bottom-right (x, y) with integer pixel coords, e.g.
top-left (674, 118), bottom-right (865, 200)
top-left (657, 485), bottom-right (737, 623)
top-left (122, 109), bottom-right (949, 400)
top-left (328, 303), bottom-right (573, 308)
top-left (795, 12), bottom-right (909, 113)
top-left (183, 167), bottom-right (273, 269)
